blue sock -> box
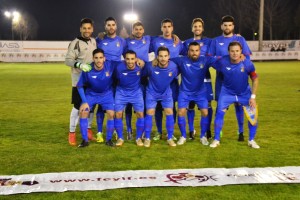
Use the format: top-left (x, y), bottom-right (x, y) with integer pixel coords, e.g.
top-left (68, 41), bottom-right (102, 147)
top-left (166, 115), bottom-right (174, 140)
top-left (144, 114), bottom-right (153, 139)
top-left (96, 109), bottom-right (105, 133)
top-left (155, 106), bottom-right (163, 134)
top-left (214, 110), bottom-right (225, 141)
top-left (187, 109), bottom-right (195, 132)
top-left (248, 121), bottom-right (258, 141)
top-left (136, 118), bottom-right (145, 139)
top-left (200, 116), bottom-right (209, 138)
top-left (235, 104), bottom-right (244, 134)
top-left (177, 116), bottom-right (186, 138)
top-left (207, 106), bottom-right (213, 132)
top-left (80, 118), bottom-right (88, 141)
top-left (106, 119), bottom-right (114, 140)
top-left (114, 118), bottom-right (123, 139)
top-left (125, 105), bottom-right (132, 132)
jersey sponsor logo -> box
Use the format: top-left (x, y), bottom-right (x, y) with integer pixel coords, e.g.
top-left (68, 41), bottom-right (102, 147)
top-left (142, 40), bottom-right (146, 44)
top-left (199, 42), bottom-right (203, 47)
top-left (226, 67), bottom-right (231, 71)
top-left (241, 66), bottom-right (245, 72)
top-left (103, 43), bottom-right (108, 46)
top-left (105, 72), bottom-right (110, 76)
top-left (169, 72), bottom-right (173, 77)
top-left (154, 71), bottom-right (160, 74)
top-left (219, 43), bottom-right (224, 46)
top-left (186, 64), bottom-right (191, 67)
top-left (91, 76), bottom-right (97, 79)
top-left (117, 42), bottom-right (120, 47)
top-left (122, 73), bottom-right (128, 75)
top-left (159, 43), bottom-right (165, 46)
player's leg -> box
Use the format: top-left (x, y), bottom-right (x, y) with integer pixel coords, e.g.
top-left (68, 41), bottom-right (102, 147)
top-left (177, 92), bottom-right (189, 145)
top-left (161, 96), bottom-right (176, 147)
top-left (105, 109), bottom-right (115, 147)
top-left (235, 103), bottom-right (245, 141)
top-left (207, 101), bottom-right (213, 139)
top-left (196, 95), bottom-right (209, 146)
top-left (187, 101), bottom-right (196, 140)
top-left (154, 102), bottom-right (163, 140)
top-left (144, 93), bottom-right (156, 147)
top-left (248, 121), bottom-right (259, 148)
top-left (87, 106), bottom-right (96, 141)
top-left (132, 96), bottom-right (145, 146)
top-left (205, 74), bottom-right (214, 140)
top-left (125, 103), bottom-right (133, 140)
top-left (69, 87), bottom-right (81, 146)
top-left (114, 110), bottom-right (124, 146)
top-left (96, 105), bottom-right (105, 143)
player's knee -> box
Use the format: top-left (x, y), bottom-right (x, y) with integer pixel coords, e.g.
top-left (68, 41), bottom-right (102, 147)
top-left (201, 109), bottom-right (208, 117)
top-left (115, 112), bottom-right (123, 119)
top-left (136, 112), bottom-right (144, 118)
top-left (106, 110), bottom-right (115, 119)
top-left (80, 110), bottom-right (89, 118)
top-left (178, 108), bottom-right (186, 116)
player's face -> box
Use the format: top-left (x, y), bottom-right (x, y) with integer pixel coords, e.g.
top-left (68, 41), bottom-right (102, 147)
top-left (132, 25), bottom-right (144, 39)
top-left (105, 20), bottom-right (117, 36)
top-left (161, 22), bottom-right (173, 38)
top-left (192, 21), bottom-right (204, 37)
top-left (188, 45), bottom-right (200, 61)
top-left (125, 53), bottom-right (137, 70)
top-left (157, 50), bottom-right (170, 67)
top-left (80, 23), bottom-right (93, 39)
top-left (221, 22), bottom-right (234, 36)
top-left (93, 52), bottom-right (105, 70)
top-left (229, 45), bottom-right (242, 63)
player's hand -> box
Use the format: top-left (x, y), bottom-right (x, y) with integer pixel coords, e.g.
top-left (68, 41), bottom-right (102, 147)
top-left (80, 103), bottom-right (90, 113)
top-left (98, 32), bottom-right (106, 40)
top-left (240, 54), bottom-right (246, 61)
top-left (249, 98), bottom-right (256, 109)
top-left (136, 59), bottom-right (145, 68)
top-left (76, 62), bottom-right (92, 72)
top-left (172, 34), bottom-right (180, 46)
top-left (152, 58), bottom-right (158, 67)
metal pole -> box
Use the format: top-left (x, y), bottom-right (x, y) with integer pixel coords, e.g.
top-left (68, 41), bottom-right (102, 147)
top-left (258, 0), bottom-right (264, 51)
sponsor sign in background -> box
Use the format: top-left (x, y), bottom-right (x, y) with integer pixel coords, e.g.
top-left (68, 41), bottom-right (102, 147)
top-left (0, 40), bottom-right (300, 62)
top-left (0, 167), bottom-right (299, 195)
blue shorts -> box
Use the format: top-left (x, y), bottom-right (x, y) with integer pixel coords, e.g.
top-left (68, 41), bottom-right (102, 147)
top-left (114, 91), bottom-right (144, 112)
top-left (178, 91), bottom-right (208, 109)
top-left (205, 82), bottom-right (213, 101)
top-left (171, 78), bottom-right (179, 102)
top-left (217, 90), bottom-right (251, 111)
top-left (146, 92), bottom-right (173, 110)
top-left (86, 92), bottom-right (114, 111)
top-left (215, 72), bottom-right (223, 101)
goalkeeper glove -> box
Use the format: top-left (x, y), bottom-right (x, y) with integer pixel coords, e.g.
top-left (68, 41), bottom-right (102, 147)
top-left (75, 62), bottom-right (92, 72)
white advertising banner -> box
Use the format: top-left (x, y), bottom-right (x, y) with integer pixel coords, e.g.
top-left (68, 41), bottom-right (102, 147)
top-left (0, 166), bottom-right (299, 195)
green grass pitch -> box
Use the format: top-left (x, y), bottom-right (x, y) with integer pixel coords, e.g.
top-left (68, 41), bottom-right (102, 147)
top-left (0, 61), bottom-right (299, 199)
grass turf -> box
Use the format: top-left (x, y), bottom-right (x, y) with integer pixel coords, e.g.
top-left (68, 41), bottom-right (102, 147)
top-left (0, 61), bottom-right (299, 199)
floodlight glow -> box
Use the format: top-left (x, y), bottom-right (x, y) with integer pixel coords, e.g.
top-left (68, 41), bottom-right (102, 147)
top-left (12, 11), bottom-right (20, 23)
top-left (4, 11), bottom-right (11, 18)
top-left (123, 13), bottom-right (138, 22)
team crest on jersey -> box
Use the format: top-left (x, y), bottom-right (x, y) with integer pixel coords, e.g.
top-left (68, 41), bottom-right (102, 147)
top-left (116, 42), bottom-right (120, 47)
top-left (219, 43), bottom-right (224, 46)
top-left (199, 42), bottom-right (203, 47)
top-left (169, 72), bottom-right (173, 77)
top-left (105, 71), bottom-right (110, 76)
top-left (137, 71), bottom-right (140, 75)
top-left (173, 43), bottom-right (176, 47)
top-left (241, 66), bottom-right (245, 72)
top-left (142, 39), bottom-right (146, 44)
top-left (200, 64), bottom-right (204, 69)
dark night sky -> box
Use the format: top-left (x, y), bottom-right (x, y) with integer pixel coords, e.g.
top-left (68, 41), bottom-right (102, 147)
top-left (1, 0), bottom-right (299, 41)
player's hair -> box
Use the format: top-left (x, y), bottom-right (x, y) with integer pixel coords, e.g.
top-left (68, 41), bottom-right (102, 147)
top-left (222, 15), bottom-right (235, 24)
top-left (157, 46), bottom-right (170, 55)
top-left (228, 41), bottom-right (242, 50)
top-left (191, 18), bottom-right (204, 28)
top-left (125, 50), bottom-right (137, 57)
top-left (93, 48), bottom-right (104, 56)
top-left (80, 18), bottom-right (94, 27)
top-left (133, 21), bottom-right (144, 28)
top-left (161, 18), bottom-right (173, 26)
top-left (188, 41), bottom-right (200, 48)
top-left (104, 17), bottom-right (117, 25)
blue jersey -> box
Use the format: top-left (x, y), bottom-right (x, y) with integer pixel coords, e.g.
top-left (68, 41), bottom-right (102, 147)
top-left (115, 62), bottom-right (143, 96)
top-left (182, 37), bottom-right (212, 56)
top-left (77, 61), bottom-right (115, 96)
top-left (96, 35), bottom-right (126, 61)
top-left (125, 35), bottom-right (151, 62)
top-left (143, 61), bottom-right (178, 97)
top-left (150, 36), bottom-right (183, 58)
top-left (208, 34), bottom-right (252, 57)
top-left (172, 56), bottom-right (216, 95)
top-left (212, 56), bottom-right (256, 95)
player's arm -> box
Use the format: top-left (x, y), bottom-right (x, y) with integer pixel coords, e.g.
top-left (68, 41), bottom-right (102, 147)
top-left (77, 74), bottom-right (90, 112)
top-left (249, 73), bottom-right (258, 108)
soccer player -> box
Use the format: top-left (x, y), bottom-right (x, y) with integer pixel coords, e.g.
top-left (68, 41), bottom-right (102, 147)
top-left (95, 17), bottom-right (128, 141)
top-left (65, 18), bottom-right (96, 146)
top-left (143, 47), bottom-right (179, 147)
top-left (172, 42), bottom-right (216, 146)
top-left (114, 50), bottom-right (145, 147)
top-left (77, 49), bottom-right (115, 147)
top-left (150, 18), bottom-right (183, 141)
top-left (182, 18), bottom-right (213, 140)
top-left (210, 41), bottom-right (259, 148)
top-left (208, 15), bottom-right (252, 141)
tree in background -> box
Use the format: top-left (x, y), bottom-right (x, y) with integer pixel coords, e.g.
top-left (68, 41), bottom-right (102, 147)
top-left (13, 12), bottom-right (38, 40)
